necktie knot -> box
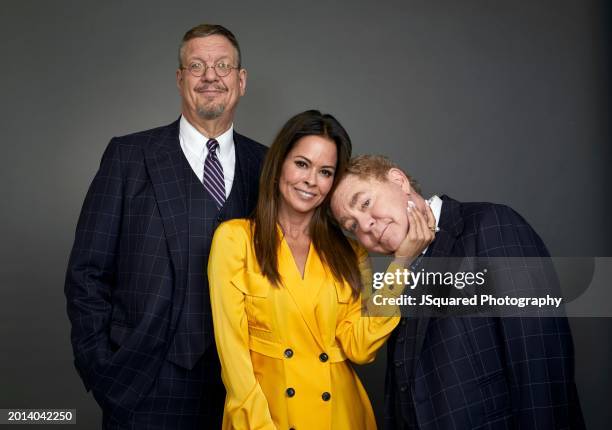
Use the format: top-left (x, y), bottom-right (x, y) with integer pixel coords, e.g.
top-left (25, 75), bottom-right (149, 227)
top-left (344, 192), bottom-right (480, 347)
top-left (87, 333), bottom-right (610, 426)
top-left (206, 138), bottom-right (219, 153)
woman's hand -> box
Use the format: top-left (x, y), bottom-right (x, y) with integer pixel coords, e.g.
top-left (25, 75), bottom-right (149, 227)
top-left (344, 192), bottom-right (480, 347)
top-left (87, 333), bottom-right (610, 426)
top-left (393, 203), bottom-right (436, 265)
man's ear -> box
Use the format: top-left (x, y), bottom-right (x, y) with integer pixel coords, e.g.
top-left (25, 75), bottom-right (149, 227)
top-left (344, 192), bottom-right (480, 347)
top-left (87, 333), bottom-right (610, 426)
top-left (238, 68), bottom-right (247, 96)
top-left (176, 68), bottom-right (183, 90)
top-left (387, 168), bottom-right (412, 194)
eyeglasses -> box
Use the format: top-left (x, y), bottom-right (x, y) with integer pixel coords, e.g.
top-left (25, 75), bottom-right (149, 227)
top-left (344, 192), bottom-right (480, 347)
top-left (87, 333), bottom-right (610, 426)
top-left (180, 61), bottom-right (239, 78)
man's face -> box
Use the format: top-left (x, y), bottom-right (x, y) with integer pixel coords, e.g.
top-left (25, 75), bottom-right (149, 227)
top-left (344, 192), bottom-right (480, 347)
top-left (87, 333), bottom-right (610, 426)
top-left (176, 35), bottom-right (246, 125)
top-left (331, 170), bottom-right (422, 254)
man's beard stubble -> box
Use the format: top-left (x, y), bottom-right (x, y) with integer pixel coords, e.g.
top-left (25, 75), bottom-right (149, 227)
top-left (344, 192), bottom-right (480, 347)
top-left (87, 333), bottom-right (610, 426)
top-left (195, 83), bottom-right (227, 120)
top-left (197, 103), bottom-right (225, 120)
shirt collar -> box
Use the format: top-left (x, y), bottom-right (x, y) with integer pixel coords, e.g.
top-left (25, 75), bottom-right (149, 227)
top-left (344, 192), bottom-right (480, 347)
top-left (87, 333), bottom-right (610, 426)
top-left (179, 115), bottom-right (234, 160)
top-left (427, 194), bottom-right (442, 231)
top-left (422, 194), bottom-right (442, 255)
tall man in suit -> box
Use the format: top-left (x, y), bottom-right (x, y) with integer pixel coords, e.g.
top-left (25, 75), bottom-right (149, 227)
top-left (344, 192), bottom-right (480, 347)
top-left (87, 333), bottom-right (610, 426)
top-left (331, 155), bottom-right (584, 429)
top-left (65, 24), bottom-right (267, 429)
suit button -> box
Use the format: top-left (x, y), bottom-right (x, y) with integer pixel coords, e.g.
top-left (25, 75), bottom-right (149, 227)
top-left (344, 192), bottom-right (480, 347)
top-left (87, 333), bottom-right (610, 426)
top-left (284, 348), bottom-right (294, 358)
top-left (394, 360), bottom-right (403, 368)
top-left (400, 319), bottom-right (407, 326)
top-left (319, 352), bottom-right (329, 362)
top-left (216, 215), bottom-right (223, 223)
top-left (400, 384), bottom-right (408, 392)
top-left (286, 387), bottom-right (295, 397)
top-left (396, 336), bottom-right (405, 343)
top-left (321, 392), bottom-right (331, 401)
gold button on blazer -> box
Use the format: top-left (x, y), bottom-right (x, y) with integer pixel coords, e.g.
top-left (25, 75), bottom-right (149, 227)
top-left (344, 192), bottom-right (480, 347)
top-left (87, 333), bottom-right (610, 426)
top-left (208, 219), bottom-right (401, 430)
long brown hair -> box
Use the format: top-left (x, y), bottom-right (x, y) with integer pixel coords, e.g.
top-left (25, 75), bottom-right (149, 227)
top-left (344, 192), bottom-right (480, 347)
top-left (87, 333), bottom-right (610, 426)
top-left (252, 110), bottom-right (362, 293)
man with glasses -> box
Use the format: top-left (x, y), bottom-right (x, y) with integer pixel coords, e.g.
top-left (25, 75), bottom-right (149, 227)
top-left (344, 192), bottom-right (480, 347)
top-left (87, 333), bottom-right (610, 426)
top-left (65, 24), bottom-right (266, 429)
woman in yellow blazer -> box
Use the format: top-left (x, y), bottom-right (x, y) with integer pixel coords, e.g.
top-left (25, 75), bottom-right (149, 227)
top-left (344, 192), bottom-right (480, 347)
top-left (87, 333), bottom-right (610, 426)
top-left (209, 110), bottom-right (435, 430)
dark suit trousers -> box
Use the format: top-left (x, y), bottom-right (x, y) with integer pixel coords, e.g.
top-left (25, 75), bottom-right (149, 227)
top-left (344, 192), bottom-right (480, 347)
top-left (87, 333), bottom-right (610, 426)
top-left (103, 348), bottom-right (224, 430)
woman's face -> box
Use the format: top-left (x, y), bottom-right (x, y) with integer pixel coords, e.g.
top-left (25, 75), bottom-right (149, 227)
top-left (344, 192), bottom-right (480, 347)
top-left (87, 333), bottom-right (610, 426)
top-left (278, 135), bottom-right (338, 217)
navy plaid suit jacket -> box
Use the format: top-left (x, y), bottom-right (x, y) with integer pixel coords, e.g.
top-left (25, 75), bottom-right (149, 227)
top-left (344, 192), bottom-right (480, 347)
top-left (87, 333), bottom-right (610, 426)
top-left (65, 119), bottom-right (266, 427)
top-left (384, 195), bottom-right (584, 429)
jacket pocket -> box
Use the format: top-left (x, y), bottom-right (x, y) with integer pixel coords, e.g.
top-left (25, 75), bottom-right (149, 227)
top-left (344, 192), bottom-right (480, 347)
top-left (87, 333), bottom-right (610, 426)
top-left (109, 320), bottom-right (133, 351)
top-left (231, 271), bottom-right (273, 333)
top-left (478, 370), bottom-right (511, 420)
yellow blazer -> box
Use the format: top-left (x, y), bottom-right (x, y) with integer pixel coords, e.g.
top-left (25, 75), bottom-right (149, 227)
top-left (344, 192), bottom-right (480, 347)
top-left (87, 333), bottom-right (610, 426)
top-left (208, 219), bottom-right (401, 430)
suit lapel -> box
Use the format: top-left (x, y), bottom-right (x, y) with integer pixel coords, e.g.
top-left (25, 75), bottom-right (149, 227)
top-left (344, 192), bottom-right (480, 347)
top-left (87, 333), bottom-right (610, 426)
top-left (144, 119), bottom-right (189, 333)
top-left (233, 132), bottom-right (260, 216)
top-left (279, 237), bottom-right (327, 352)
top-left (412, 196), bottom-right (464, 376)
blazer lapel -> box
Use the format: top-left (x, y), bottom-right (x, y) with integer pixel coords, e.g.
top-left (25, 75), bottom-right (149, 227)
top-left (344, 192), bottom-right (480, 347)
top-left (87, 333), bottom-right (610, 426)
top-left (144, 119), bottom-right (189, 333)
top-left (412, 196), bottom-right (464, 376)
top-left (233, 132), bottom-right (261, 215)
top-left (279, 238), bottom-right (327, 352)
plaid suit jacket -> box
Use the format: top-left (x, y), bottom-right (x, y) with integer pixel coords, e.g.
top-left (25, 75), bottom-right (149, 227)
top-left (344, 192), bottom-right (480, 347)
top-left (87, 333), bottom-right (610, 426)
top-left (64, 119), bottom-right (266, 425)
top-left (384, 195), bottom-right (584, 429)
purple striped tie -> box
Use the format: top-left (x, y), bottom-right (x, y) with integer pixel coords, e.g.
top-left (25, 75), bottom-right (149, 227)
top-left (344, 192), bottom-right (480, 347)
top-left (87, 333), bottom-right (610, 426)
top-left (203, 139), bottom-right (225, 208)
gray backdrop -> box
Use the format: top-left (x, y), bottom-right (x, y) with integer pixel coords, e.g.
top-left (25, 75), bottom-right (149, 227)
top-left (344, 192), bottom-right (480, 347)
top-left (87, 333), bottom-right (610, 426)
top-left (1, 0), bottom-right (610, 428)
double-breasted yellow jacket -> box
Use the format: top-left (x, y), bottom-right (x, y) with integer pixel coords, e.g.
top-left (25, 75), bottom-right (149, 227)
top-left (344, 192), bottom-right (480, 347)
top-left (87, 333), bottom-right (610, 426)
top-left (208, 219), bottom-right (401, 430)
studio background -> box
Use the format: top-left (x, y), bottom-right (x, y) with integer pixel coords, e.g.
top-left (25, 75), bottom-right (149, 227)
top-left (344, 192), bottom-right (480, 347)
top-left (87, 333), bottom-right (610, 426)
top-left (1, 0), bottom-right (610, 428)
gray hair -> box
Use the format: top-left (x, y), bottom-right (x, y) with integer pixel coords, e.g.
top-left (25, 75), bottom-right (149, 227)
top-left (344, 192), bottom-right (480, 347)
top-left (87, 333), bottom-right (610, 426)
top-left (178, 24), bottom-right (242, 68)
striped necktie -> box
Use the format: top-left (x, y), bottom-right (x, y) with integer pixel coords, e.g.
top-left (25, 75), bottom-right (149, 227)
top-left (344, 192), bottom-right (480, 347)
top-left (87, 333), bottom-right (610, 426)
top-left (203, 138), bottom-right (225, 208)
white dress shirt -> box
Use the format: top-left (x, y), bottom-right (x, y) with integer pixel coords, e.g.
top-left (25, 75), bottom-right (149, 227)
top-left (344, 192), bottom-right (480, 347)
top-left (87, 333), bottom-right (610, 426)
top-left (422, 195), bottom-right (443, 255)
top-left (178, 115), bottom-right (236, 198)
